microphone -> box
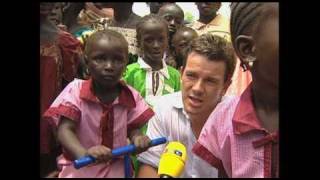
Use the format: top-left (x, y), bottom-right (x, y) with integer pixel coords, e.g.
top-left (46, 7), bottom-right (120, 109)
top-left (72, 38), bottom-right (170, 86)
top-left (158, 142), bottom-right (187, 178)
top-left (74, 137), bottom-right (167, 169)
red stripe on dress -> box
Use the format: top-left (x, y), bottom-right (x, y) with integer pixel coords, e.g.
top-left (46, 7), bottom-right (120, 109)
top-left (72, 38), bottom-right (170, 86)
top-left (43, 104), bottom-right (81, 127)
top-left (264, 143), bottom-right (272, 178)
top-left (192, 141), bottom-right (227, 176)
top-left (101, 106), bottom-right (114, 149)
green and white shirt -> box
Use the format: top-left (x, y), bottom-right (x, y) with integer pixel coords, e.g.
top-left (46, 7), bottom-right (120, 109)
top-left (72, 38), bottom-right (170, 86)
top-left (123, 57), bottom-right (181, 107)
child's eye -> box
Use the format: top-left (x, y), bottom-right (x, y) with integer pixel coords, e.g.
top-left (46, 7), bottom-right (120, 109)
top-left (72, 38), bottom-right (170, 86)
top-left (159, 37), bottom-right (166, 42)
top-left (92, 56), bottom-right (105, 63)
top-left (164, 16), bottom-right (173, 22)
top-left (145, 38), bottom-right (153, 43)
top-left (179, 43), bottom-right (187, 48)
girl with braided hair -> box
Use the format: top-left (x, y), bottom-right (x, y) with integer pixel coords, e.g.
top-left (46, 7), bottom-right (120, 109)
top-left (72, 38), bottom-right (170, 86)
top-left (193, 3), bottom-right (279, 177)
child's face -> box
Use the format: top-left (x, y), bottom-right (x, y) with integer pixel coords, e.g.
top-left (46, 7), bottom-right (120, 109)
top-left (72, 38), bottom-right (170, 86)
top-left (172, 31), bottom-right (197, 58)
top-left (253, 3), bottom-right (279, 89)
top-left (158, 5), bottom-right (184, 35)
top-left (140, 21), bottom-right (168, 64)
top-left (86, 38), bottom-right (127, 88)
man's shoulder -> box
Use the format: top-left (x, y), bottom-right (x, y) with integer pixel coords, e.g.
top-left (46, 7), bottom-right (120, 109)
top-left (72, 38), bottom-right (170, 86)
top-left (156, 92), bottom-right (182, 105)
top-left (152, 92), bottom-right (182, 114)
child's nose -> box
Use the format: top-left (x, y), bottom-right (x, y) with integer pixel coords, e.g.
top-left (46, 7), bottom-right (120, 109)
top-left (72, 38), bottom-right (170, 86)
top-left (103, 61), bottom-right (113, 69)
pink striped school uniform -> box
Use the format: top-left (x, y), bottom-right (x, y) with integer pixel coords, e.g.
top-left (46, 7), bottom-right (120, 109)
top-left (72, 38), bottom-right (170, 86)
top-left (43, 78), bottom-right (154, 178)
top-left (192, 84), bottom-right (279, 178)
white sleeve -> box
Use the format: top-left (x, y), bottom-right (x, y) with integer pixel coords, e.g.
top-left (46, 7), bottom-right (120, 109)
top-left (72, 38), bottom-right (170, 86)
top-left (137, 110), bottom-right (167, 168)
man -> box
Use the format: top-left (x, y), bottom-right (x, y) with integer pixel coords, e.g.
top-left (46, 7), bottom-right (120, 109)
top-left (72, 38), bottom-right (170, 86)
top-left (136, 34), bottom-right (236, 178)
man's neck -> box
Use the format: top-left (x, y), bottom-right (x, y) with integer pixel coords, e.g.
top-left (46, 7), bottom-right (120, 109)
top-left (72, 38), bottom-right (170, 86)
top-left (189, 113), bottom-right (211, 139)
top-left (198, 13), bottom-right (217, 24)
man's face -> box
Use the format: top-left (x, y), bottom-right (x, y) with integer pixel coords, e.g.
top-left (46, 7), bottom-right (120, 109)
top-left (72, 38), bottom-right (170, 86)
top-left (181, 51), bottom-right (229, 118)
top-left (196, 2), bottom-right (221, 16)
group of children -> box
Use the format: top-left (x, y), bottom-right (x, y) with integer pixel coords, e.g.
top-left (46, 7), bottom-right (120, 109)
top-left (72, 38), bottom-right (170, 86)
top-left (40, 2), bottom-right (278, 178)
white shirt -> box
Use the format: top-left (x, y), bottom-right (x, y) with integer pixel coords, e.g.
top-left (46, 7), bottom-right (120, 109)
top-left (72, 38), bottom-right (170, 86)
top-left (137, 57), bottom-right (172, 107)
top-left (137, 92), bottom-right (218, 178)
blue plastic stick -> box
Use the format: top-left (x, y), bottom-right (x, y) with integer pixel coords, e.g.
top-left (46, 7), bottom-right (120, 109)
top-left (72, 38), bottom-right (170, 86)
top-left (73, 137), bottom-right (167, 169)
top-left (124, 154), bottom-right (131, 178)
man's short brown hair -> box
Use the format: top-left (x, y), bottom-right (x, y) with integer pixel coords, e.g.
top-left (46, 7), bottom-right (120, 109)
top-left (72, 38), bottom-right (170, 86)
top-left (183, 34), bottom-right (236, 82)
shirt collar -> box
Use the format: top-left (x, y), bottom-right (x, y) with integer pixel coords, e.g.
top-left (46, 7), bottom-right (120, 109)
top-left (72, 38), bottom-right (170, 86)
top-left (232, 83), bottom-right (265, 135)
top-left (79, 78), bottom-right (136, 109)
top-left (137, 56), bottom-right (170, 79)
top-left (171, 91), bottom-right (184, 109)
top-left (170, 91), bottom-right (191, 121)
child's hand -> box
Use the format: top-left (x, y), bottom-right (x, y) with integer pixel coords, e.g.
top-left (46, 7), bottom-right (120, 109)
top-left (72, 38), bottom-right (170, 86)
top-left (86, 145), bottom-right (112, 164)
top-left (132, 135), bottom-right (151, 154)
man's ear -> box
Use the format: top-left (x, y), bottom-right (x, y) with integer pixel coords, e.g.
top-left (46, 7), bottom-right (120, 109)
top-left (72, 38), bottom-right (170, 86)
top-left (180, 66), bottom-right (184, 75)
top-left (234, 35), bottom-right (256, 68)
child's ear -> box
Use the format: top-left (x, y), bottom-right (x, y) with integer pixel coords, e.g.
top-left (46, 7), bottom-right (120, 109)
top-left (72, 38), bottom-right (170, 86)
top-left (234, 35), bottom-right (256, 70)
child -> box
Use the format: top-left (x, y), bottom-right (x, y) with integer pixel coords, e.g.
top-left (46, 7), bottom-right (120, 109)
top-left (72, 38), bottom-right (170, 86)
top-left (123, 14), bottom-right (181, 110)
top-left (188, 2), bottom-right (252, 96)
top-left (158, 3), bottom-right (185, 67)
top-left (158, 3), bottom-right (184, 44)
top-left (172, 26), bottom-right (198, 69)
top-left (43, 30), bottom-right (154, 178)
top-left (123, 14), bottom-right (181, 176)
top-left (75, 3), bottom-right (142, 79)
top-left (192, 3), bottom-right (279, 177)
top-left (40, 2), bottom-right (82, 177)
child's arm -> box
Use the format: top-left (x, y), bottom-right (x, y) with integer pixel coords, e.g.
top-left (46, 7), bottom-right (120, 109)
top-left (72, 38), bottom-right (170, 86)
top-left (57, 117), bottom-right (112, 163)
top-left (129, 129), bottom-right (151, 154)
top-left (57, 117), bottom-right (87, 159)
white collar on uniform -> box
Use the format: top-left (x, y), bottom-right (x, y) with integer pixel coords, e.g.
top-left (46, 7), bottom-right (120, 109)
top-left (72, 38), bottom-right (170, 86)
top-left (137, 56), bottom-right (170, 79)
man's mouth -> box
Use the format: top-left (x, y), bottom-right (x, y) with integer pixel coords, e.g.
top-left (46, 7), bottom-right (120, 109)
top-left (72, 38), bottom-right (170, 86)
top-left (188, 95), bottom-right (203, 107)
